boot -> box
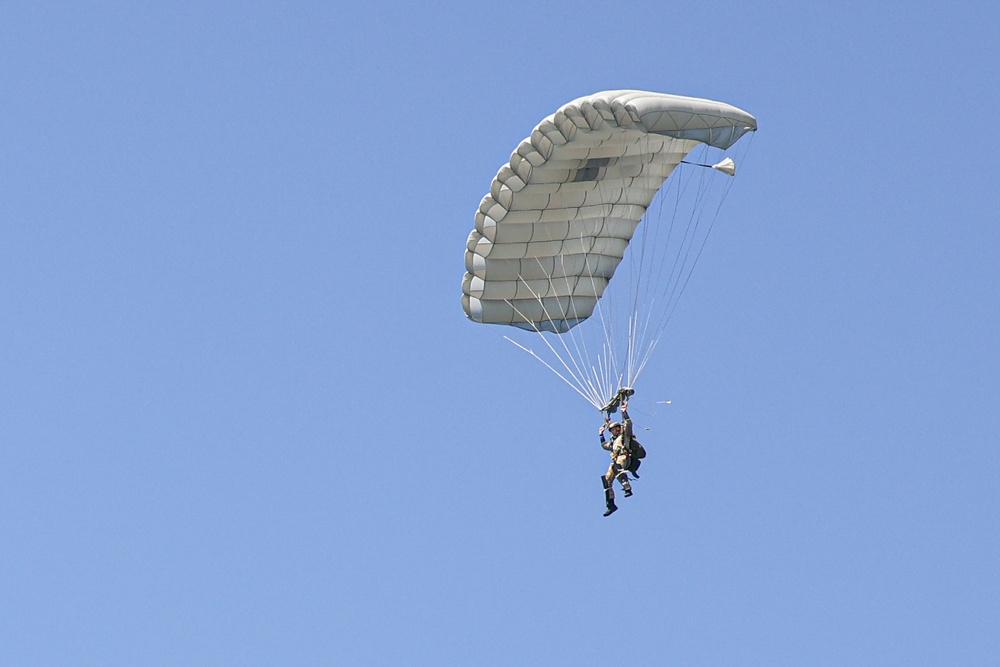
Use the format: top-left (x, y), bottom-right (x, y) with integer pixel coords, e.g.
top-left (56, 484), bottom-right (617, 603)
top-left (617, 472), bottom-right (632, 497)
top-left (602, 475), bottom-right (616, 516)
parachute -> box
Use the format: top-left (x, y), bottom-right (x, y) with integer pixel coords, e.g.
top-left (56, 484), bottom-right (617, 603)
top-left (461, 90), bottom-right (756, 409)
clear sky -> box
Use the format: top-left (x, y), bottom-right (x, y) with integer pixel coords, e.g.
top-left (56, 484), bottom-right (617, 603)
top-left (3, 1), bottom-right (998, 665)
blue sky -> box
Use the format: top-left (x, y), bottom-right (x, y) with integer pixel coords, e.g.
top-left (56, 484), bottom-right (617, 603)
top-left (2, 1), bottom-right (998, 665)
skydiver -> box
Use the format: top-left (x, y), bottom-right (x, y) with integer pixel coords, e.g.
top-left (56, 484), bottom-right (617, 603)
top-left (599, 400), bottom-right (636, 517)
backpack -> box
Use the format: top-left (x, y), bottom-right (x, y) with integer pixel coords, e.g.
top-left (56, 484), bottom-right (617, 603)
top-left (629, 438), bottom-right (646, 460)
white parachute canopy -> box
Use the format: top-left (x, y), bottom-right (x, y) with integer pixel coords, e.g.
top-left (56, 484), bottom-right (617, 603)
top-left (461, 90), bottom-right (756, 409)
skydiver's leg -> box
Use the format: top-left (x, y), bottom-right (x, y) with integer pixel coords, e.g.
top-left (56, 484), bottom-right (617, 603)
top-left (602, 469), bottom-right (616, 503)
top-left (618, 472), bottom-right (633, 497)
top-left (615, 457), bottom-right (632, 496)
top-left (602, 470), bottom-right (617, 516)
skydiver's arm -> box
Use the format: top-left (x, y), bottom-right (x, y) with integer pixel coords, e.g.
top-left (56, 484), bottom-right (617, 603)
top-left (599, 423), bottom-right (612, 450)
top-left (621, 403), bottom-right (633, 439)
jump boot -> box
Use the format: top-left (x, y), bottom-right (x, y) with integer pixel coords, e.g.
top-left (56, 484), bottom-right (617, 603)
top-left (601, 475), bottom-right (618, 516)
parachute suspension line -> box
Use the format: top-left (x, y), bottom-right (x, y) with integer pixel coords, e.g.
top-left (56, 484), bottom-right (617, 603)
top-left (632, 157), bottom-right (716, 374)
top-left (580, 233), bottom-right (619, 400)
top-left (661, 145), bottom-right (735, 318)
top-left (601, 201), bottom-right (632, 395)
top-left (626, 310), bottom-right (639, 386)
top-left (608, 132), bottom-right (650, 391)
top-left (626, 156), bottom-right (673, 386)
top-left (643, 155), bottom-right (689, 326)
top-left (574, 126), bottom-right (632, 402)
top-left (503, 335), bottom-right (603, 408)
top-left (503, 261), bottom-right (605, 409)
top-left (580, 227), bottom-right (624, 404)
top-left (502, 313), bottom-right (603, 409)
top-left (557, 245), bottom-right (622, 406)
top-left (622, 154), bottom-right (668, 387)
top-left (559, 248), bottom-right (609, 401)
top-left (619, 135), bottom-right (675, 389)
top-left (632, 139), bottom-right (661, 384)
top-left (661, 169), bottom-right (711, 322)
top-left (535, 261), bottom-right (607, 407)
top-left (588, 138), bottom-right (746, 392)
top-left (589, 145), bottom-right (623, 394)
top-left (649, 139), bottom-right (709, 383)
top-left (659, 147), bottom-right (743, 319)
top-left (664, 162), bottom-right (712, 310)
top-left (630, 139), bottom-right (752, 384)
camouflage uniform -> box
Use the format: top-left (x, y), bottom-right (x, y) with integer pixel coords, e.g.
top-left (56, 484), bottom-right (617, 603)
top-left (600, 406), bottom-right (634, 516)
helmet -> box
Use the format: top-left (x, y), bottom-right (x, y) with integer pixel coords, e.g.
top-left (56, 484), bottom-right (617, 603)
top-left (608, 422), bottom-right (622, 431)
